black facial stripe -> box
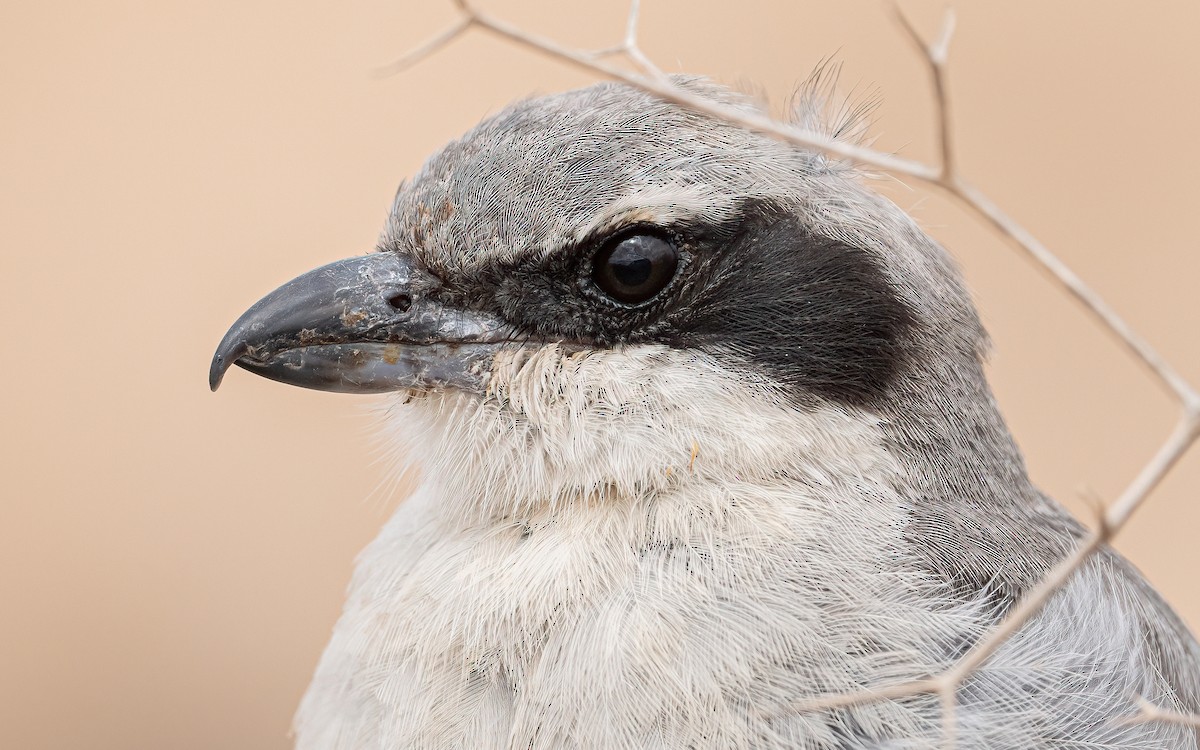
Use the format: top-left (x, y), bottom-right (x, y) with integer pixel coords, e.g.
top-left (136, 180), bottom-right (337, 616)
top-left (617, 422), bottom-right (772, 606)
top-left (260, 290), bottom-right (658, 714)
top-left (452, 198), bottom-right (914, 407)
top-left (664, 204), bottom-right (915, 406)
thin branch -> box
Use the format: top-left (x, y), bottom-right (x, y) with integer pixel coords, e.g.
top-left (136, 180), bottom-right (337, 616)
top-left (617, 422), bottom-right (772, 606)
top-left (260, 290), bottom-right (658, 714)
top-left (939, 686), bottom-right (957, 750)
top-left (786, 678), bottom-right (942, 715)
top-left (620, 0), bottom-right (665, 79)
top-left (1121, 696), bottom-right (1200, 729)
top-left (372, 16), bottom-right (473, 78)
top-left (623, 0), bottom-right (642, 45)
top-left (785, 533), bottom-right (1112, 720)
top-left (384, 1), bottom-right (940, 177)
top-left (946, 531), bottom-right (1108, 682)
top-left (583, 1), bottom-right (664, 78)
top-left (945, 178), bottom-right (1198, 407)
top-left (587, 43), bottom-right (627, 59)
top-left (891, 4), bottom-right (956, 178)
top-left (1105, 410), bottom-right (1200, 530)
top-left (930, 8), bottom-right (957, 62)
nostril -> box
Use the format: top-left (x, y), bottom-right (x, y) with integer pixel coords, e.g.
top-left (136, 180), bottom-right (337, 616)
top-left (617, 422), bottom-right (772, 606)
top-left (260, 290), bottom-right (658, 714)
top-left (386, 293), bottom-right (412, 313)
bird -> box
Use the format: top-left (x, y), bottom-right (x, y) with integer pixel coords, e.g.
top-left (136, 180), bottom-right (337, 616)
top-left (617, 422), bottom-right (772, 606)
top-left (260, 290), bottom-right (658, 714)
top-left (210, 76), bottom-right (1200, 749)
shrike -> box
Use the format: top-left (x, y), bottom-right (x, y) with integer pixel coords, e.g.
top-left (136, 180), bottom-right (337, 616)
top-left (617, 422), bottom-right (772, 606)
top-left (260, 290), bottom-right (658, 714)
top-left (211, 78), bottom-right (1200, 748)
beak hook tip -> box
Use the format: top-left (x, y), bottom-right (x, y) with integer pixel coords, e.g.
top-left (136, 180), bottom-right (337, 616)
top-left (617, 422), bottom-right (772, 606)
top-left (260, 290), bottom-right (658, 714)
top-left (209, 339), bottom-right (249, 393)
top-left (208, 355), bottom-right (227, 392)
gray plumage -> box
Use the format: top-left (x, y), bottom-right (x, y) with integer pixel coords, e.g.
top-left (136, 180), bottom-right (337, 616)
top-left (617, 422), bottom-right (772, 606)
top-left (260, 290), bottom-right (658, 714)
top-left (212, 76), bottom-right (1200, 748)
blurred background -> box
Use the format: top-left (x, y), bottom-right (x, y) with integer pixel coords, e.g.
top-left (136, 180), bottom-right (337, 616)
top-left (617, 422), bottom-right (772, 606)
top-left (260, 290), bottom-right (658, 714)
top-left (3, 1), bottom-right (1198, 748)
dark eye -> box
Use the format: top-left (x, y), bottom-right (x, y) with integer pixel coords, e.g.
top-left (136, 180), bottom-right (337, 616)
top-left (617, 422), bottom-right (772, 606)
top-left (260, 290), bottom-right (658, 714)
top-left (592, 233), bottom-right (679, 304)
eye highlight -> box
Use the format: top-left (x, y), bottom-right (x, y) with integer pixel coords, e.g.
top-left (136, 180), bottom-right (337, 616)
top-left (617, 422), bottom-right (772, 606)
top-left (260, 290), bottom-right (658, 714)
top-left (592, 233), bottom-right (679, 304)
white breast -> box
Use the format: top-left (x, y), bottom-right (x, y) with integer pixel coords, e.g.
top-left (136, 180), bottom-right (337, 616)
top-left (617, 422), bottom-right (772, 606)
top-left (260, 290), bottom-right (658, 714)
top-left (293, 387), bottom-right (985, 748)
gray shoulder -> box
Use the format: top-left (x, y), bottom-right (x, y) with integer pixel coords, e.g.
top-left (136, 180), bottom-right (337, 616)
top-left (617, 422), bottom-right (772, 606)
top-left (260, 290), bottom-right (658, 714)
top-left (953, 547), bottom-right (1200, 748)
top-left (1100, 547), bottom-right (1200, 714)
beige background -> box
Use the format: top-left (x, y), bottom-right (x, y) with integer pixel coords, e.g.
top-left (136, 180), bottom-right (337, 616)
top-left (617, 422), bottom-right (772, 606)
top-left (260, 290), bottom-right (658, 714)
top-left (3, 2), bottom-right (1198, 748)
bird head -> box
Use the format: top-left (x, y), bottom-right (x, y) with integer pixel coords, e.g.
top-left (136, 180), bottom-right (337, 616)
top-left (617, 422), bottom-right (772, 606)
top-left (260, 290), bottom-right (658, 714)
top-left (211, 78), bottom-right (1015, 526)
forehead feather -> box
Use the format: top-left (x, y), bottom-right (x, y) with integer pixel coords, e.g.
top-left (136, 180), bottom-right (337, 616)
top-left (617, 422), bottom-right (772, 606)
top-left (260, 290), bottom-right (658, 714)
top-left (386, 79), bottom-right (826, 271)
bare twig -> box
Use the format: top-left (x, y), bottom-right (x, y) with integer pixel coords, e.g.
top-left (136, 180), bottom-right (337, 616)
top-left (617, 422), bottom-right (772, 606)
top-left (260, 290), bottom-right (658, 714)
top-left (945, 178), bottom-right (1199, 408)
top-left (619, 0), bottom-right (665, 79)
top-left (372, 16), bottom-right (473, 78)
top-left (939, 684), bottom-right (957, 750)
top-left (1121, 696), bottom-right (1200, 729)
top-left (387, 1), bottom-right (941, 177)
top-left (785, 678), bottom-right (941, 715)
top-left (891, 4), bottom-right (956, 178)
top-left (585, 0), bottom-right (663, 79)
top-left (787, 526), bottom-right (1110, 720)
top-left (377, 1), bottom-right (1200, 744)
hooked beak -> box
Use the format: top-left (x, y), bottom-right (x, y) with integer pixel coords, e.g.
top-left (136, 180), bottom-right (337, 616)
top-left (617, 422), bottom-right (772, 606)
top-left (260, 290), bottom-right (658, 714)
top-left (209, 253), bottom-right (515, 394)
